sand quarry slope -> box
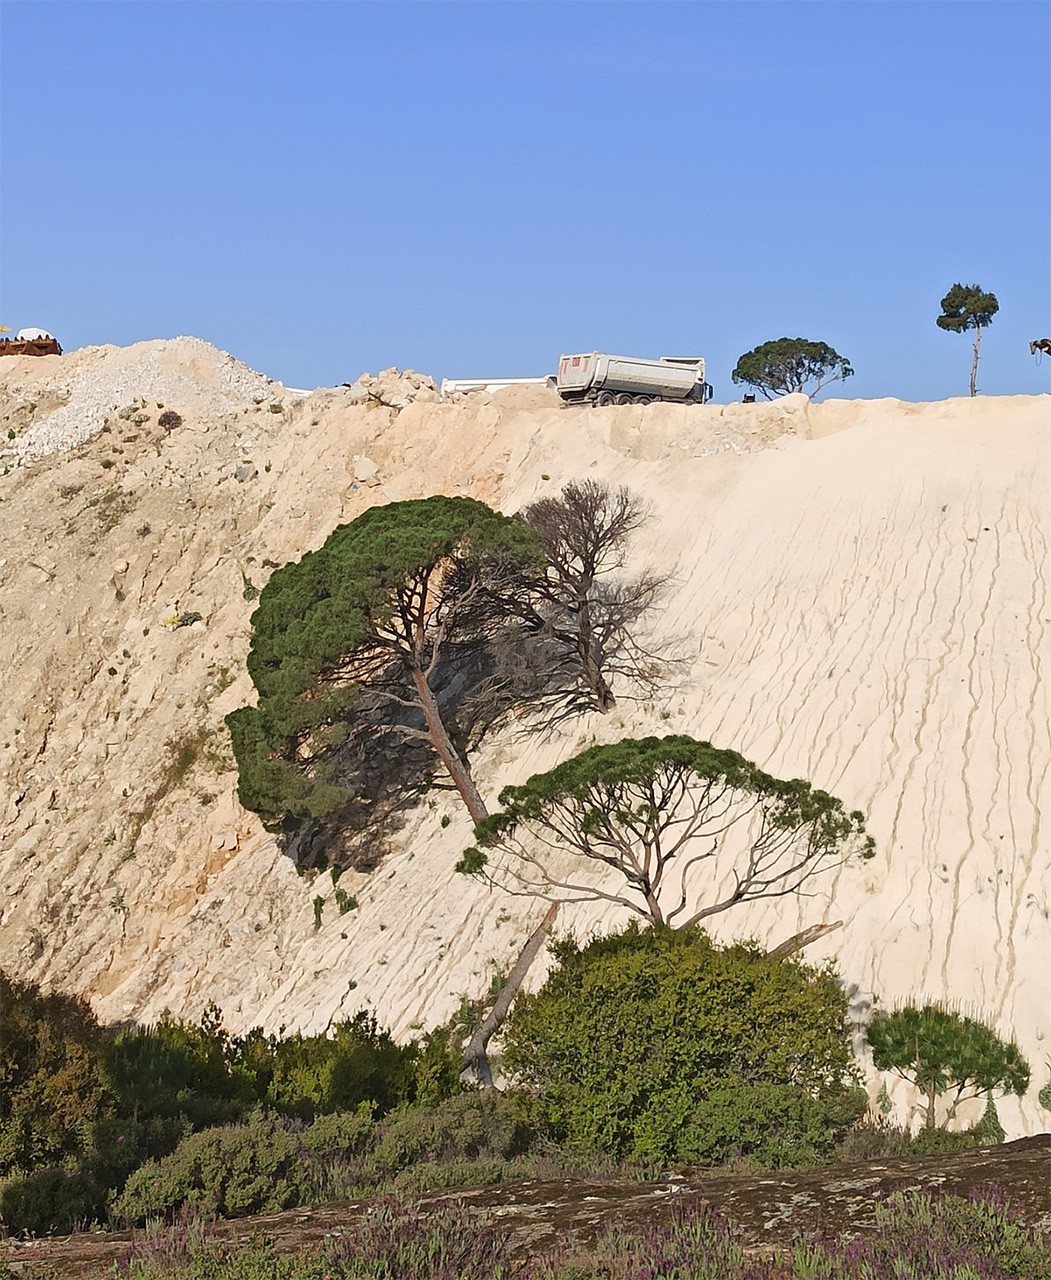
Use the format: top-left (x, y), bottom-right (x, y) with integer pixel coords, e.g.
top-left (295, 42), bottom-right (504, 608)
top-left (0, 340), bottom-right (1048, 1136)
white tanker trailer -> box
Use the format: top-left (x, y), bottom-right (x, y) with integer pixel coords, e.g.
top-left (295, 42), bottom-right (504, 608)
top-left (556, 352), bottom-right (712, 406)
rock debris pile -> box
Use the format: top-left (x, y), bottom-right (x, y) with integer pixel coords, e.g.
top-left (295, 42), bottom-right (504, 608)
top-left (341, 367), bottom-right (440, 411)
top-left (1, 337), bottom-right (277, 465)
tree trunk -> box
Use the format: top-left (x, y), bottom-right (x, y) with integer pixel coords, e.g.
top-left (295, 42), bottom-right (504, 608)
top-left (926, 1082), bottom-right (938, 1129)
top-left (410, 664), bottom-right (489, 827)
top-left (580, 647), bottom-right (616, 711)
top-left (970, 325), bottom-right (982, 397)
top-left (573, 596), bottom-right (616, 711)
top-left (767, 920), bottom-right (843, 959)
top-left (461, 903), bottom-right (560, 1090)
top-left (642, 881), bottom-right (666, 928)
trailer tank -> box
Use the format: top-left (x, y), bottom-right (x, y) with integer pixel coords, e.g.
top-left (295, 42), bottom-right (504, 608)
top-left (556, 352), bottom-right (711, 406)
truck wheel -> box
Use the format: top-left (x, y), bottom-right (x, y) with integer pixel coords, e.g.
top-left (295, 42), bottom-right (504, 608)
top-left (597, 391), bottom-right (616, 407)
top-left (615, 393), bottom-right (634, 405)
top-left (636, 395), bottom-right (654, 405)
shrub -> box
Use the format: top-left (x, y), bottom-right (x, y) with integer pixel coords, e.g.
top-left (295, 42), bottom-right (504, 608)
top-left (1040, 1063), bottom-right (1051, 1112)
top-left (109, 1013), bottom-right (259, 1134)
top-left (504, 923), bottom-right (862, 1165)
top-left (112, 1114), bottom-right (305, 1224)
top-left (157, 410), bottom-right (182, 431)
top-left (264, 1011), bottom-right (416, 1119)
top-left (0, 1166), bottom-right (105, 1237)
top-left (0, 970), bottom-right (117, 1178)
top-left (373, 1092), bottom-right (533, 1172)
top-left (404, 1027), bottom-right (464, 1109)
top-left (834, 1119), bottom-right (914, 1162)
top-left (299, 1103), bottom-right (376, 1158)
top-left (904, 1126), bottom-right (982, 1156)
top-left (669, 1077), bottom-right (865, 1170)
top-left (389, 1158), bottom-right (511, 1196)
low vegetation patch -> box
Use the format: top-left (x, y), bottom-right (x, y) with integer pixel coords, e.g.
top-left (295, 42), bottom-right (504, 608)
top-left (33, 1188), bottom-right (1046, 1279)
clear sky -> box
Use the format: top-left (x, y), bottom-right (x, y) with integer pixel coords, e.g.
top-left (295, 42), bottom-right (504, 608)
top-left (3, 1), bottom-right (1049, 401)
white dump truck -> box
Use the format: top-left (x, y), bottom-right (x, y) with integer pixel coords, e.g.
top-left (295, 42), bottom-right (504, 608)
top-left (556, 352), bottom-right (712, 406)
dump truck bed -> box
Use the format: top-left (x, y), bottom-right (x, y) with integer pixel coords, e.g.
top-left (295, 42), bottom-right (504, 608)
top-left (557, 352), bottom-right (705, 402)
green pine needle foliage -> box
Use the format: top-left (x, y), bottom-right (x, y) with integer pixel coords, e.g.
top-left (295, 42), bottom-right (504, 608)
top-left (935, 283), bottom-right (1000, 333)
top-left (867, 1003), bottom-right (1029, 1130)
top-left (226, 496), bottom-right (540, 827)
top-left (468, 735), bottom-right (874, 929)
top-left (973, 1093), bottom-right (1006, 1146)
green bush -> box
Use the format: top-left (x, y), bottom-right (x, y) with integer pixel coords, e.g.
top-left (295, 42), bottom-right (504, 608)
top-left (0, 1166), bottom-right (105, 1237)
top-left (109, 1012), bottom-right (260, 1133)
top-left (112, 1114), bottom-right (305, 1224)
top-left (904, 1126), bottom-right (982, 1156)
top-left (264, 1013), bottom-right (415, 1119)
top-left (834, 1119), bottom-right (914, 1161)
top-left (299, 1103), bottom-right (376, 1158)
top-left (373, 1092), bottom-right (533, 1172)
top-left (405, 1026), bottom-right (463, 1108)
top-left (0, 973), bottom-right (468, 1237)
top-left (973, 1093), bottom-right (1006, 1145)
top-left (389, 1157), bottom-right (510, 1195)
top-left (0, 970), bottom-right (117, 1178)
top-left (669, 1076), bottom-right (865, 1170)
top-left (504, 923), bottom-right (862, 1165)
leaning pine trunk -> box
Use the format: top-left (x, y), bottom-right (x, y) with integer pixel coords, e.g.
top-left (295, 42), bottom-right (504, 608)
top-left (410, 665), bottom-right (489, 827)
top-left (970, 325), bottom-right (982, 397)
top-left (462, 903), bottom-right (560, 1090)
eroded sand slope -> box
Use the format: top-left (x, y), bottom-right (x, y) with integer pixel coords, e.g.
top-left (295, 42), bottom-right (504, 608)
top-left (0, 341), bottom-right (1047, 1134)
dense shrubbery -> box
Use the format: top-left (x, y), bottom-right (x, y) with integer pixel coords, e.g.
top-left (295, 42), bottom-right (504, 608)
top-left (112, 1092), bottom-right (537, 1226)
top-left (0, 972), bottom-right (130, 1233)
top-left (504, 924), bottom-right (866, 1165)
top-left (114, 1114), bottom-right (307, 1223)
top-left (0, 949), bottom-right (1029, 1241)
top-left (262, 1012), bottom-right (422, 1119)
top-left (373, 1090), bottom-right (532, 1169)
top-left (0, 972), bottom-right (462, 1236)
top-left (0, 1166), bottom-right (108, 1239)
top-left (0, 972), bottom-right (118, 1178)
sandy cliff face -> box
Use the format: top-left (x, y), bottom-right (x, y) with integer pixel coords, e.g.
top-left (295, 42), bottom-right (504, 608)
top-left (0, 340), bottom-right (1048, 1136)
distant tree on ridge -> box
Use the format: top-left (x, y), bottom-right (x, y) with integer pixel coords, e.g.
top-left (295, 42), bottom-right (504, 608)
top-left (731, 338), bottom-right (854, 399)
top-left (936, 283), bottom-right (999, 397)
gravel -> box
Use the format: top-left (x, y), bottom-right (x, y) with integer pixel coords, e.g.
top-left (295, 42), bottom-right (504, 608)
top-left (2, 337), bottom-right (278, 464)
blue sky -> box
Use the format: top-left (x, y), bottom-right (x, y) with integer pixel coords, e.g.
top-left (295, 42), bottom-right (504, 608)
top-left (3, 1), bottom-right (1049, 400)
